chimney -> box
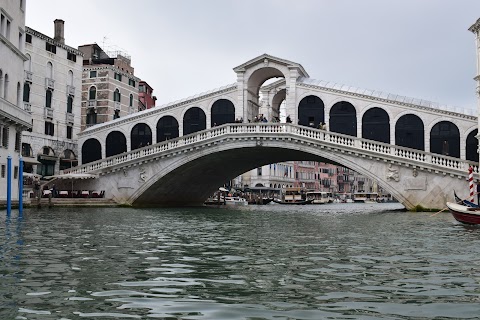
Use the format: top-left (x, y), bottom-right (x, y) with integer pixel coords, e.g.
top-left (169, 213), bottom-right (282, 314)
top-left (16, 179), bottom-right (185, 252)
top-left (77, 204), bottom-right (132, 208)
top-left (53, 19), bottom-right (65, 44)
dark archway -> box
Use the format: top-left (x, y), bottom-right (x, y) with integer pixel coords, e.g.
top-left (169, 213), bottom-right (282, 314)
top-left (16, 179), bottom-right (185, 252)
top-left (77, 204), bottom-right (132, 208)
top-left (211, 99), bottom-right (235, 127)
top-left (430, 121), bottom-right (460, 158)
top-left (329, 101), bottom-right (357, 136)
top-left (466, 129), bottom-right (478, 162)
top-left (183, 107), bottom-right (206, 135)
top-left (106, 131), bottom-right (127, 157)
top-left (298, 95), bottom-right (324, 128)
top-left (395, 114), bottom-right (424, 150)
top-left (157, 116), bottom-right (179, 142)
top-left (131, 123), bottom-right (152, 150)
top-left (362, 107), bottom-right (390, 143)
top-left (81, 138), bottom-right (101, 164)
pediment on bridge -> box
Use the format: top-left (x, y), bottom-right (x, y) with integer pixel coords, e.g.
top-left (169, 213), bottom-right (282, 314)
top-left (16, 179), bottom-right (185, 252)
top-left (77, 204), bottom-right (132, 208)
top-left (233, 53), bottom-right (309, 78)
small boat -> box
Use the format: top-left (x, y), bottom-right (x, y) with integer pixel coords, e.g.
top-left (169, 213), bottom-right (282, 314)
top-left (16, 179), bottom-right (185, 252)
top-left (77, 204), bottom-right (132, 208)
top-left (353, 192), bottom-right (379, 203)
top-left (225, 196), bottom-right (248, 206)
top-left (446, 201), bottom-right (480, 225)
top-left (454, 191), bottom-right (480, 208)
top-left (273, 198), bottom-right (313, 205)
top-left (306, 191), bottom-right (333, 204)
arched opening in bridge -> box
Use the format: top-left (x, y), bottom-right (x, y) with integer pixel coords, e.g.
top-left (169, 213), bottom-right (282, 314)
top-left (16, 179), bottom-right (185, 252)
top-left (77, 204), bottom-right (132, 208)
top-left (106, 131), bottom-right (127, 157)
top-left (157, 116), bottom-right (179, 142)
top-left (37, 146), bottom-right (56, 176)
top-left (271, 89), bottom-right (286, 122)
top-left (59, 149), bottom-right (78, 171)
top-left (183, 107), bottom-right (206, 135)
top-left (395, 114), bottom-right (424, 150)
top-left (466, 129), bottom-right (479, 162)
top-left (247, 68), bottom-right (285, 122)
top-left (362, 107), bottom-right (390, 143)
top-left (329, 101), bottom-right (357, 136)
top-left (298, 95), bottom-right (324, 128)
top-left (131, 123), bottom-right (152, 150)
top-left (81, 138), bottom-right (101, 164)
top-left (211, 99), bottom-right (235, 127)
top-left (430, 121), bottom-right (460, 158)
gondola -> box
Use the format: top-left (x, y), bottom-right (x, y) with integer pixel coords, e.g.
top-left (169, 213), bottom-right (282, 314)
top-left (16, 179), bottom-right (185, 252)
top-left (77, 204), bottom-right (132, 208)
top-left (446, 201), bottom-right (480, 225)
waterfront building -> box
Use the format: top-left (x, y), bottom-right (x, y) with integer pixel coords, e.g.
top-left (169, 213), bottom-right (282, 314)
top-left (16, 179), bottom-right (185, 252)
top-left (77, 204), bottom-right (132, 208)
top-left (22, 20), bottom-right (83, 176)
top-left (78, 43), bottom-right (140, 130)
top-left (138, 80), bottom-right (156, 111)
top-left (0, 0), bottom-right (32, 202)
top-left (242, 162), bottom-right (295, 189)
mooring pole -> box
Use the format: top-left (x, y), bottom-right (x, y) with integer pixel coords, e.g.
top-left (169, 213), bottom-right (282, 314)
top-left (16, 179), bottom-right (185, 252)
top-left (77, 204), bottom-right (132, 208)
top-left (18, 157), bottom-right (24, 216)
top-left (7, 156), bottom-right (12, 216)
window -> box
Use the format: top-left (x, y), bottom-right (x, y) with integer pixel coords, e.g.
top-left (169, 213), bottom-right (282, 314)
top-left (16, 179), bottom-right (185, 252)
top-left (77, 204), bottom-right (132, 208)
top-left (67, 95), bottom-right (73, 113)
top-left (89, 86), bottom-right (96, 100)
top-left (25, 33), bottom-right (32, 43)
top-left (6, 19), bottom-right (10, 40)
top-left (89, 70), bottom-right (97, 78)
top-left (45, 89), bottom-right (52, 108)
top-left (1, 165), bottom-right (5, 178)
top-left (129, 94), bottom-right (133, 107)
top-left (114, 73), bottom-right (122, 82)
top-left (86, 108), bottom-right (97, 125)
top-left (14, 166), bottom-right (18, 179)
top-left (14, 131), bottom-right (20, 151)
top-left (113, 89), bottom-right (121, 102)
top-left (23, 83), bottom-right (30, 102)
top-left (1, 126), bottom-right (8, 147)
top-left (129, 79), bottom-right (136, 87)
top-left (67, 126), bottom-right (72, 139)
top-left (67, 52), bottom-right (76, 62)
top-left (44, 122), bottom-right (54, 136)
top-left (139, 84), bottom-right (145, 93)
top-left (46, 42), bottom-right (56, 54)
top-left (257, 167), bottom-right (262, 176)
top-left (113, 109), bottom-right (120, 119)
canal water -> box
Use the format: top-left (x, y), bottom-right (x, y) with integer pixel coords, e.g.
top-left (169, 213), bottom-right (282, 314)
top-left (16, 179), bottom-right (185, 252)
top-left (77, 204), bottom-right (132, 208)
top-left (1, 203), bottom-right (480, 319)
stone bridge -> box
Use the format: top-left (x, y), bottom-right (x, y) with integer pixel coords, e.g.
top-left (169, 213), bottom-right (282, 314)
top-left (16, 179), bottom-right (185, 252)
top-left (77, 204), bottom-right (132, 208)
top-left (63, 123), bottom-right (477, 210)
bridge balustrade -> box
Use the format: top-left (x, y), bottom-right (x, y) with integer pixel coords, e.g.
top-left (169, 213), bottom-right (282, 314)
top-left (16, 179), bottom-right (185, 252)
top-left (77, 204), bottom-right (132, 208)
top-left (67, 123), bottom-right (479, 177)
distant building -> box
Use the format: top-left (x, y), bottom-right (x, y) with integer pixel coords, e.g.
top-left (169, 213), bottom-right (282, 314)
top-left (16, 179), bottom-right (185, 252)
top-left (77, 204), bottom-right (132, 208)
top-left (23, 20), bottom-right (83, 176)
top-left (138, 80), bottom-right (156, 111)
top-left (78, 43), bottom-right (140, 130)
top-left (0, 0), bottom-right (32, 202)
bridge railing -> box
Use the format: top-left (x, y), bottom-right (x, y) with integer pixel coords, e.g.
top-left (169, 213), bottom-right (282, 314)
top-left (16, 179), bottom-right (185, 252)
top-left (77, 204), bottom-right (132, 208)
top-left (64, 123), bottom-right (478, 176)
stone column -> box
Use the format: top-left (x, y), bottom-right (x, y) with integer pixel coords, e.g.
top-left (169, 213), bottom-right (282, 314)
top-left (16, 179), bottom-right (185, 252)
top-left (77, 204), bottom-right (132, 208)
top-left (285, 69), bottom-right (298, 124)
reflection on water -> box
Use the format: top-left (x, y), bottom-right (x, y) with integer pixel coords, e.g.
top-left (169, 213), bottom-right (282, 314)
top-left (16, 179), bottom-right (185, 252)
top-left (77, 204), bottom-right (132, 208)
top-left (1, 203), bottom-right (480, 319)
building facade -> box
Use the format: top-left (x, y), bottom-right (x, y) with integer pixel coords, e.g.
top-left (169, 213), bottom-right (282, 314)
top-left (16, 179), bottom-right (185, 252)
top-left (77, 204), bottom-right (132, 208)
top-left (22, 20), bottom-right (83, 176)
top-left (138, 80), bottom-right (156, 111)
top-left (78, 43), bottom-right (140, 130)
top-left (0, 0), bottom-right (32, 202)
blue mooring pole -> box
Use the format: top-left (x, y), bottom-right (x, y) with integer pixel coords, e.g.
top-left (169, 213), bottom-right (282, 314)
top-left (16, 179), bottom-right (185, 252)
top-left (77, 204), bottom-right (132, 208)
top-left (18, 157), bottom-right (24, 216)
top-left (7, 155), bottom-right (12, 216)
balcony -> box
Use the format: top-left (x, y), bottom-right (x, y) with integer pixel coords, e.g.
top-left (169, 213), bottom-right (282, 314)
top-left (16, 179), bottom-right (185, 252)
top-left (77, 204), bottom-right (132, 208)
top-left (45, 78), bottom-right (55, 90)
top-left (23, 102), bottom-right (31, 113)
top-left (66, 112), bottom-right (74, 124)
top-left (67, 85), bottom-right (75, 96)
top-left (88, 100), bottom-right (97, 107)
top-left (44, 107), bottom-right (54, 119)
top-left (24, 70), bottom-right (33, 82)
top-left (114, 101), bottom-right (121, 111)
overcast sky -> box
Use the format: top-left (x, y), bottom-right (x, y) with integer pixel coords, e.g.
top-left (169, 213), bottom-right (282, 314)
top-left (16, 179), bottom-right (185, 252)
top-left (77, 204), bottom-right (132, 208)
top-left (26, 0), bottom-right (480, 110)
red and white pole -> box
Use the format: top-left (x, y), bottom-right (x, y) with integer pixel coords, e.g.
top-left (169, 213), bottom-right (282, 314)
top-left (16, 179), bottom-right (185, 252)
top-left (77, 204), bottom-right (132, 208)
top-left (469, 166), bottom-right (474, 202)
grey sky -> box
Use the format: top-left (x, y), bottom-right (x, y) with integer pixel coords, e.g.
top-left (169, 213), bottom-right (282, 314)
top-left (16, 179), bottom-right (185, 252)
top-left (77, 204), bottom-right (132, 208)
top-left (26, 0), bottom-right (480, 110)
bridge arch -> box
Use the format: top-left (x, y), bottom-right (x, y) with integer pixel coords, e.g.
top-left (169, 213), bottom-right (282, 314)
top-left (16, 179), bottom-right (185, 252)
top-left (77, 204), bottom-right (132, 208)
top-left (429, 120), bottom-right (460, 157)
top-left (361, 107), bottom-right (390, 143)
top-left (82, 138), bottom-right (102, 164)
top-left (329, 101), bottom-right (357, 136)
top-left (271, 88), bottom-right (286, 121)
top-left (466, 128), bottom-right (479, 162)
top-left (395, 113), bottom-right (425, 150)
top-left (131, 123), bottom-right (152, 150)
top-left (297, 95), bottom-right (325, 128)
top-left (210, 98), bottom-right (235, 127)
top-left (106, 131), bottom-right (127, 157)
top-left (183, 106), bottom-right (206, 135)
top-left (156, 115), bottom-right (179, 142)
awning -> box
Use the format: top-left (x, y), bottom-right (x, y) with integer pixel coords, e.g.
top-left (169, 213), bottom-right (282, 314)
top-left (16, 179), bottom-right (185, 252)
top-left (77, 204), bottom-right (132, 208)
top-left (44, 173), bottom-right (98, 180)
top-left (38, 154), bottom-right (57, 162)
top-left (22, 157), bottom-right (41, 164)
top-left (22, 172), bottom-right (41, 178)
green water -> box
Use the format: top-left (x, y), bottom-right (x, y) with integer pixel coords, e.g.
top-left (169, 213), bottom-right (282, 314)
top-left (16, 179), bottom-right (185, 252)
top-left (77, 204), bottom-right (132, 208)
top-left (1, 203), bottom-right (480, 319)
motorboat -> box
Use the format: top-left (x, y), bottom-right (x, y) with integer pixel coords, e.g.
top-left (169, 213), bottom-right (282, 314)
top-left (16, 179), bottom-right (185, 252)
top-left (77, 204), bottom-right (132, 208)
top-left (225, 196), bottom-right (248, 206)
top-left (446, 201), bottom-right (480, 225)
top-left (353, 192), bottom-right (379, 203)
top-left (273, 187), bottom-right (313, 205)
top-left (306, 191), bottom-right (333, 204)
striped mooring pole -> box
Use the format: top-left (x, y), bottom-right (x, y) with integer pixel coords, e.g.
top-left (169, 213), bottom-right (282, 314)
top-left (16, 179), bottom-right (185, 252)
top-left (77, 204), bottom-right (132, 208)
top-left (468, 166), bottom-right (474, 202)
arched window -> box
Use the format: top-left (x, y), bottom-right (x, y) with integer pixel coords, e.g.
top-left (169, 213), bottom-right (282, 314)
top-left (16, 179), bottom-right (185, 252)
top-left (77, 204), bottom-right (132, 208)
top-left (86, 108), bottom-right (97, 125)
top-left (329, 101), bottom-right (356, 136)
top-left (131, 123), bottom-right (152, 150)
top-left (114, 88), bottom-right (121, 102)
top-left (466, 129), bottom-right (479, 162)
top-left (23, 82), bottom-right (30, 102)
top-left (362, 107), bottom-right (390, 143)
top-left (46, 62), bottom-right (53, 79)
top-left (59, 149), bottom-right (78, 171)
top-left (129, 94), bottom-right (133, 107)
top-left (0, 70), bottom-right (3, 98)
top-left (395, 114), bottom-right (424, 150)
top-left (106, 131), bottom-right (127, 157)
top-left (298, 95), bottom-right (324, 128)
top-left (3, 73), bottom-right (8, 99)
top-left (183, 107), bottom-right (206, 135)
top-left (157, 116), bottom-right (179, 142)
top-left (68, 70), bottom-right (73, 86)
top-left (430, 121), bottom-right (460, 158)
top-left (81, 138), bottom-right (102, 164)
top-left (67, 95), bottom-right (73, 113)
top-left (89, 86), bottom-right (96, 100)
top-left (16, 82), bottom-right (21, 107)
top-left (211, 99), bottom-right (235, 127)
